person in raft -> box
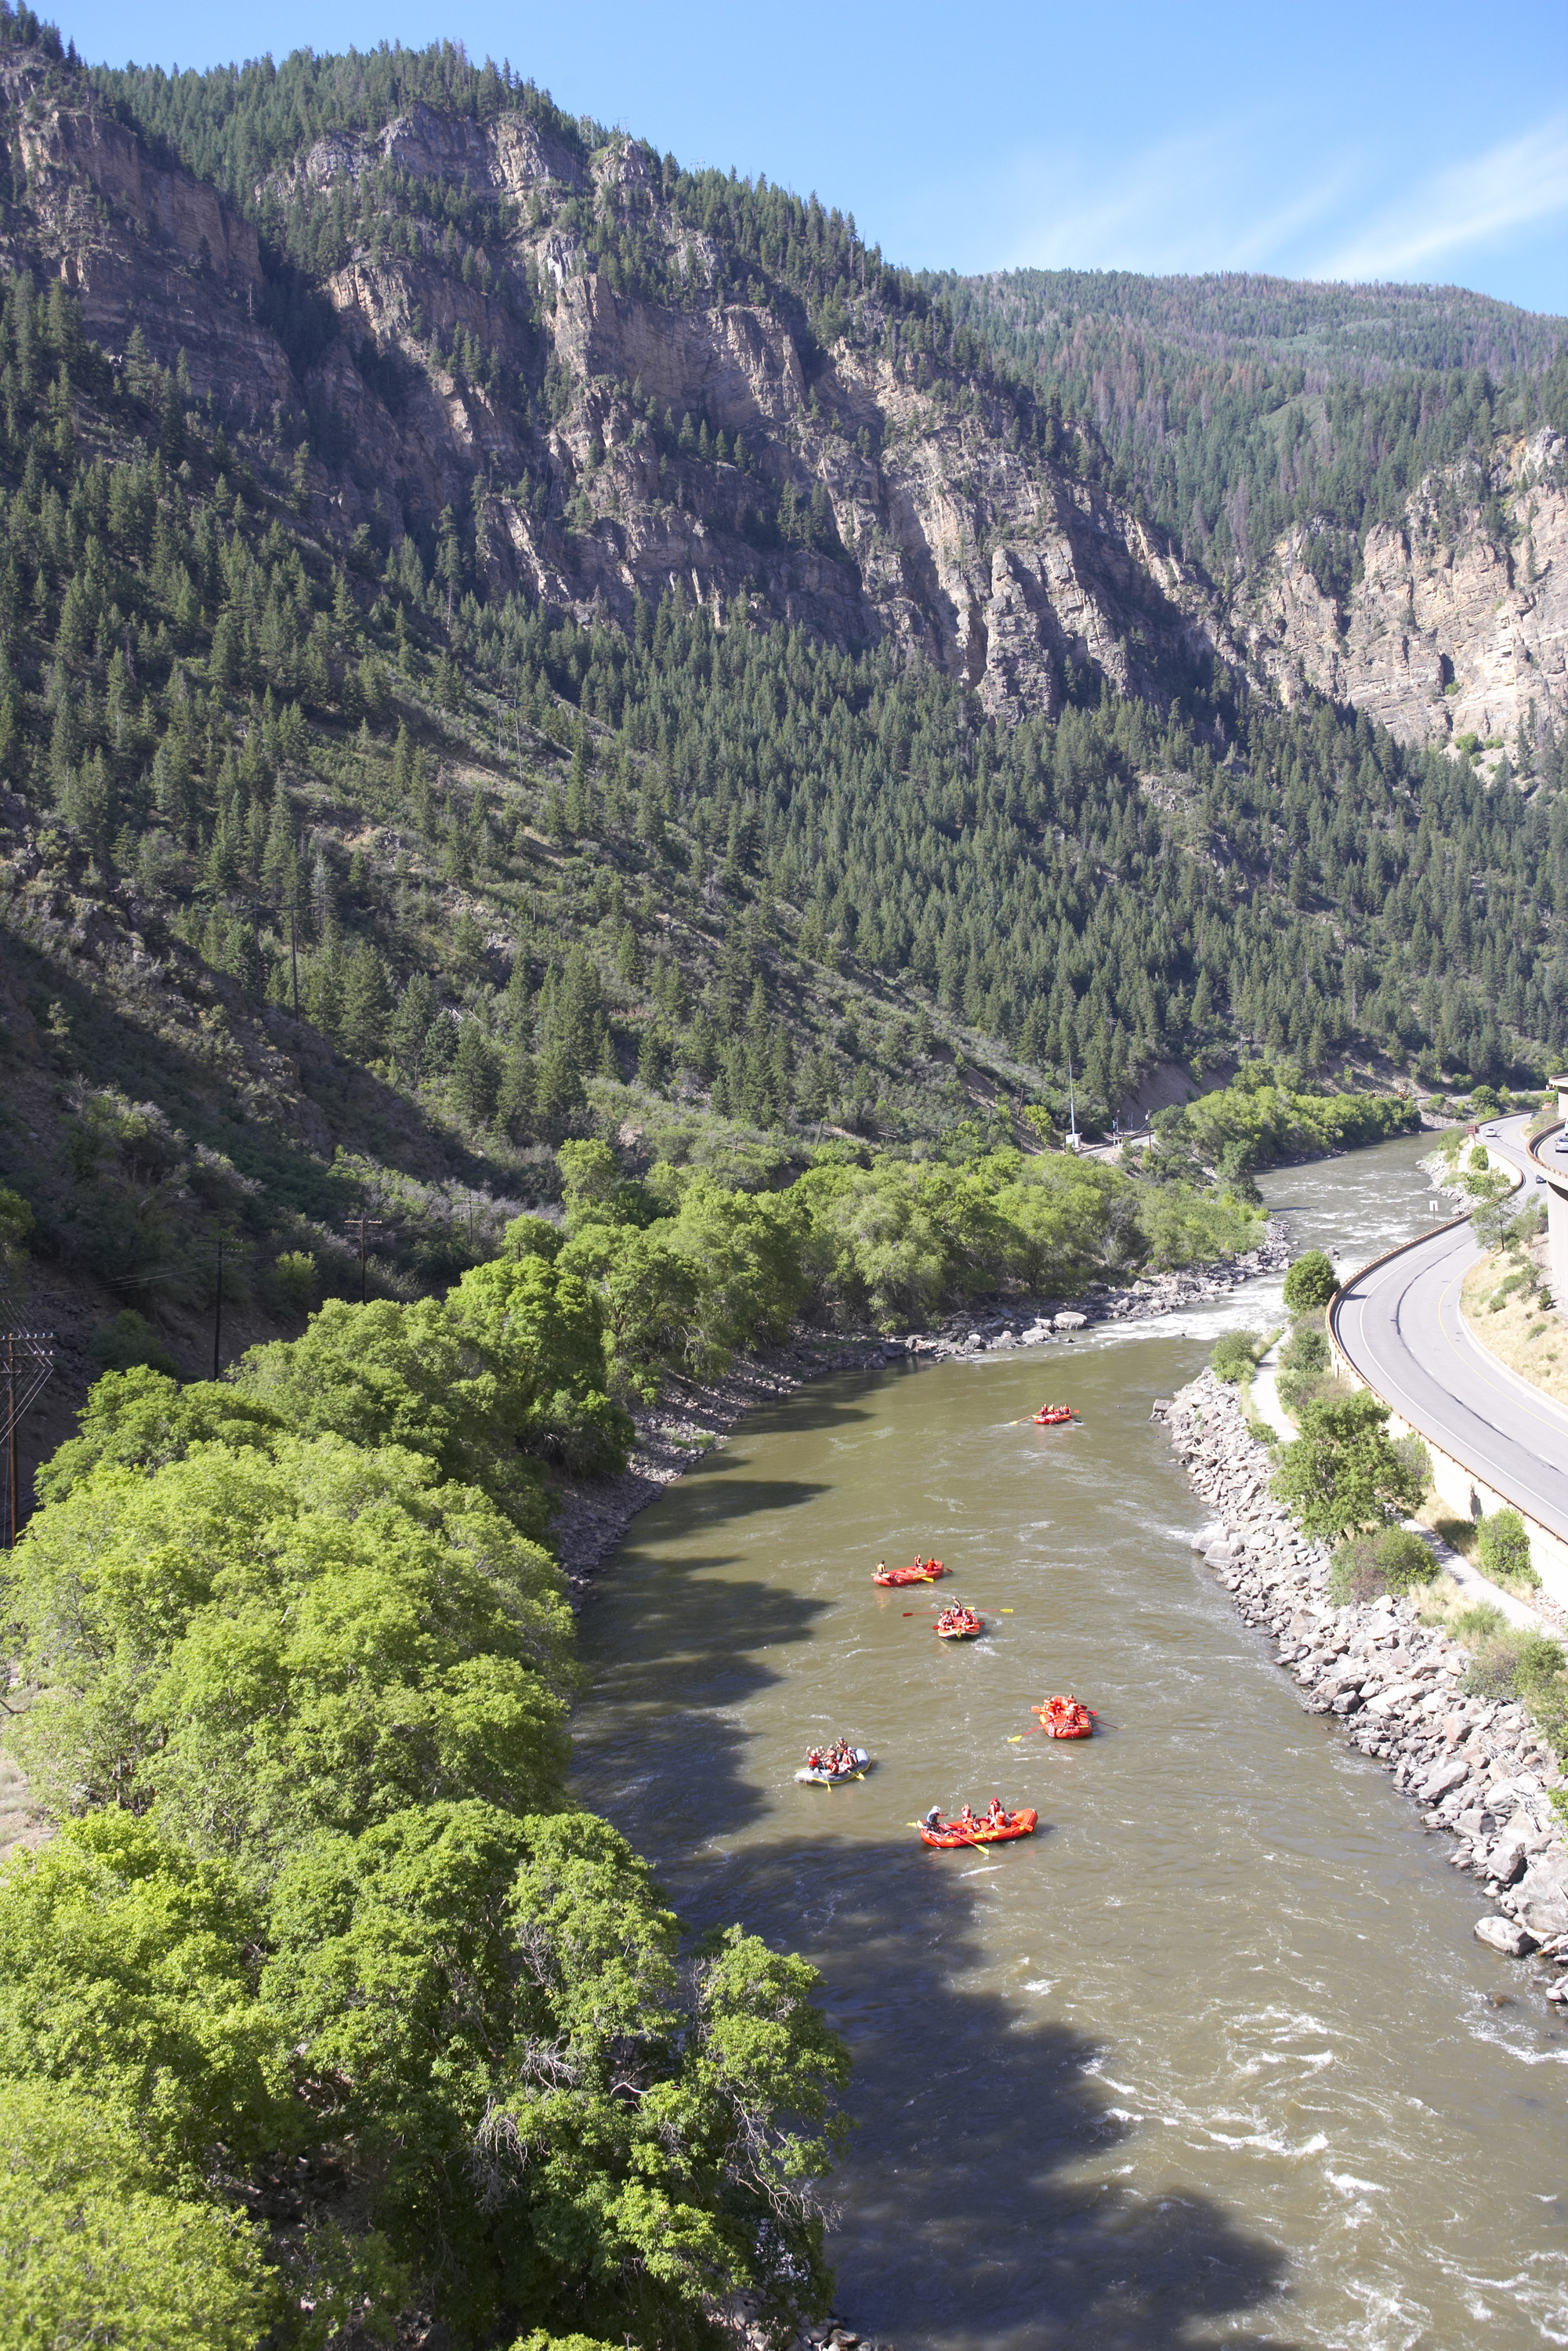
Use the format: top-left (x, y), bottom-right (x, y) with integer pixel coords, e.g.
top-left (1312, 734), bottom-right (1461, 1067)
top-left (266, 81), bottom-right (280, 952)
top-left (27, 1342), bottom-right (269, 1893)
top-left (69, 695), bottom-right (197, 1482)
top-left (806, 1748), bottom-right (824, 1772)
top-left (923, 1806), bottom-right (943, 1831)
top-left (986, 1797), bottom-right (1006, 1826)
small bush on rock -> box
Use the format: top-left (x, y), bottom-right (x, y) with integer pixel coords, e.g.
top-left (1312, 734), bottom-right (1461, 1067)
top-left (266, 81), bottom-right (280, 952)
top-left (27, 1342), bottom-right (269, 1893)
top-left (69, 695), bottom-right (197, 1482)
top-left (1375, 1527), bottom-right (1440, 1592)
top-left (1477, 1507), bottom-right (1537, 1590)
top-left (1282, 1250), bottom-right (1336, 1313)
top-left (1327, 1539), bottom-right (1386, 1607)
top-left (1210, 1328), bottom-right (1267, 1384)
top-left (1515, 1635), bottom-right (1568, 1753)
top-left (1463, 1624), bottom-right (1534, 1704)
top-left (1327, 1525), bottom-right (1439, 1605)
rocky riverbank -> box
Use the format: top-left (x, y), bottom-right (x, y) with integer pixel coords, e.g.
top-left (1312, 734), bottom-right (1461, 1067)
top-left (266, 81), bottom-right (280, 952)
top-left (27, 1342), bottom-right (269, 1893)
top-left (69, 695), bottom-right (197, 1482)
top-left (1161, 1367), bottom-right (1568, 1976)
top-left (554, 1227), bottom-right (1295, 1595)
top-left (909, 1228), bottom-right (1292, 1363)
top-left (550, 1335), bottom-right (893, 1597)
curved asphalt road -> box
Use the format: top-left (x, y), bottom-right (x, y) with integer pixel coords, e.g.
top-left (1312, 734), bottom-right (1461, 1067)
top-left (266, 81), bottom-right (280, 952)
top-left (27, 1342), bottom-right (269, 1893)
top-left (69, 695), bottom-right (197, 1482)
top-left (1330, 1113), bottom-right (1568, 1546)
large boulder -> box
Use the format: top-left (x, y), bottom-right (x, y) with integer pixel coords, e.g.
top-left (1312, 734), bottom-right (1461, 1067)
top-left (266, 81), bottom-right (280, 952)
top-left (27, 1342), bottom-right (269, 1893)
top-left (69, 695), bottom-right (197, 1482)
top-left (1487, 1825), bottom-right (1534, 1887)
top-left (1515, 1852), bottom-right (1568, 1942)
top-left (1418, 1755), bottom-right (1472, 1802)
top-left (1475, 1914), bottom-right (1535, 1958)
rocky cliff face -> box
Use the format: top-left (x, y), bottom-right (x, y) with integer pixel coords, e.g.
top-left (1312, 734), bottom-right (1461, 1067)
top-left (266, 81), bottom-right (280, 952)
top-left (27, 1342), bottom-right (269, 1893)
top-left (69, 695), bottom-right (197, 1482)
top-left (2, 57), bottom-right (292, 408)
top-left (0, 63), bottom-right (1226, 722)
top-left (1, 53), bottom-right (1560, 759)
top-left (1240, 431), bottom-right (1568, 755)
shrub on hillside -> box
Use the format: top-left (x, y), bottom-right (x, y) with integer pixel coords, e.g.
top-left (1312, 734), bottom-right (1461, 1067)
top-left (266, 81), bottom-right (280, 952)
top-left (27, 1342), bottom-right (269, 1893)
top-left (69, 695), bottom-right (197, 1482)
top-left (1476, 1506), bottom-right (1537, 1590)
top-left (87, 1309), bottom-right (178, 1378)
top-left (1283, 1250), bottom-right (1337, 1313)
top-left (1210, 1328), bottom-right (1266, 1385)
top-left (1327, 1525), bottom-right (1439, 1605)
top-left (263, 1248), bottom-right (319, 1318)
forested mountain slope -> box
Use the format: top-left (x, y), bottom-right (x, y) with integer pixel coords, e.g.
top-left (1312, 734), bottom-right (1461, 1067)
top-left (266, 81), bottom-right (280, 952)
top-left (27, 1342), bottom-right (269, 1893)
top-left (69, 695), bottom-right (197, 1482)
top-left (0, 9), bottom-right (1562, 1433)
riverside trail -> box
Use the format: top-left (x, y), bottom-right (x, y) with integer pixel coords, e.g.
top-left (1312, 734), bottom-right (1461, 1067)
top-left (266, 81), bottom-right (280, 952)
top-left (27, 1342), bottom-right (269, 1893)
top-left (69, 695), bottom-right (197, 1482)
top-left (571, 1132), bottom-right (1568, 2350)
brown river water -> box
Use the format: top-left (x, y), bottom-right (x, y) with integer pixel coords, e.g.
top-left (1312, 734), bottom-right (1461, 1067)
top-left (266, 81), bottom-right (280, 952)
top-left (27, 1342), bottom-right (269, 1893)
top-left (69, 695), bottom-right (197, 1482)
top-left (571, 1135), bottom-right (1568, 2349)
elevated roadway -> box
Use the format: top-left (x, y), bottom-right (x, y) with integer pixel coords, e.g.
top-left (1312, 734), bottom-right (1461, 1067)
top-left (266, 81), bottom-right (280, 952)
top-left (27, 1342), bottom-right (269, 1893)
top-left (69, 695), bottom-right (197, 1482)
top-left (1328, 1109), bottom-right (1568, 1564)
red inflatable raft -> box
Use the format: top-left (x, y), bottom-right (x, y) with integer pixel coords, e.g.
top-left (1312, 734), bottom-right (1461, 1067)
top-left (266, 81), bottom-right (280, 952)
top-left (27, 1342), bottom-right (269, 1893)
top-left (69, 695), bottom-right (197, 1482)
top-left (1033, 1694), bottom-right (1096, 1738)
top-left (1032, 1404), bottom-right (1074, 1425)
top-left (935, 1605), bottom-right (984, 1640)
top-left (874, 1557), bottom-right (947, 1586)
top-left (920, 1806), bottom-right (1037, 1848)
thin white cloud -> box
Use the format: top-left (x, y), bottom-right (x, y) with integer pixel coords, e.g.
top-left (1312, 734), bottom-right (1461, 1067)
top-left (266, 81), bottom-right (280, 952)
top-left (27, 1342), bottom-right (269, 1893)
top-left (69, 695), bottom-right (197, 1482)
top-left (1226, 164), bottom-right (1360, 270)
top-left (1315, 113), bottom-right (1568, 279)
top-left (993, 121), bottom-right (1353, 279)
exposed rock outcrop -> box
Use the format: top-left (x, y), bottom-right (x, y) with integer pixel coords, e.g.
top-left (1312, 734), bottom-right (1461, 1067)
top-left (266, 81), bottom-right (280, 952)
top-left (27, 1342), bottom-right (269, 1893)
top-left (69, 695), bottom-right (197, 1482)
top-left (2, 56), bottom-right (291, 410)
top-left (1241, 430), bottom-right (1568, 752)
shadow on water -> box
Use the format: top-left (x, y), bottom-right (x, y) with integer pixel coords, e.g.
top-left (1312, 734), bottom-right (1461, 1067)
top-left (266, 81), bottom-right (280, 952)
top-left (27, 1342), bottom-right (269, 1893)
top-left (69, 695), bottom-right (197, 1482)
top-left (581, 1729), bottom-right (1291, 2317)
top-left (633, 1817), bottom-right (1292, 2350)
top-left (576, 1381), bottom-right (1297, 2348)
top-left (581, 1549), bottom-right (828, 1840)
top-left (675, 1475), bottom-right (837, 1520)
top-left (714, 1386), bottom-right (885, 1442)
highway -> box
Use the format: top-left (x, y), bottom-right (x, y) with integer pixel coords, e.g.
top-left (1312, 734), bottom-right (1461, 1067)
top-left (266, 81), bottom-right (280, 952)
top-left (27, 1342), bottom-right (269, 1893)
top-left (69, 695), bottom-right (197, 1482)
top-left (1329, 1113), bottom-right (1568, 1548)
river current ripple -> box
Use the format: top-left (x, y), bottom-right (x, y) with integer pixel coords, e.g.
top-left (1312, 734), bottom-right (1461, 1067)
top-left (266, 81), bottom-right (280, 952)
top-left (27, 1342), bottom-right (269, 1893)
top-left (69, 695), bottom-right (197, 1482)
top-left (572, 1136), bottom-right (1568, 2349)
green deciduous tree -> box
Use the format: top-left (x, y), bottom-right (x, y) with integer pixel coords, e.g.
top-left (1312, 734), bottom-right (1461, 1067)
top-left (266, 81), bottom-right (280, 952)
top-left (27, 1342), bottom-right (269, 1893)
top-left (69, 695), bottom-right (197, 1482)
top-left (0, 1813), bottom-right (290, 2168)
top-left (263, 1806), bottom-right (848, 2344)
top-left (0, 2075), bottom-right (279, 2351)
top-left (1282, 1249), bottom-right (1338, 1313)
top-left (1269, 1389), bottom-right (1424, 1541)
top-left (5, 1436), bottom-right (575, 1871)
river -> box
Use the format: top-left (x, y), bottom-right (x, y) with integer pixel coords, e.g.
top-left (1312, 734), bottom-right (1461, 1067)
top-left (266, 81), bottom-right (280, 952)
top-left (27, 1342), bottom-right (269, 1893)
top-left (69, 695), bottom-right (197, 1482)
top-left (571, 1134), bottom-right (1568, 2349)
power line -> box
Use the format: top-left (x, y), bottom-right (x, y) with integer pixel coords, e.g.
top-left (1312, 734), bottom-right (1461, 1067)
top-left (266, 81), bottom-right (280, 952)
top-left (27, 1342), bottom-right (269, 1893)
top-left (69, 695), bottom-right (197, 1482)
top-left (345, 1216), bottom-right (383, 1305)
top-left (1, 1326), bottom-right (54, 1549)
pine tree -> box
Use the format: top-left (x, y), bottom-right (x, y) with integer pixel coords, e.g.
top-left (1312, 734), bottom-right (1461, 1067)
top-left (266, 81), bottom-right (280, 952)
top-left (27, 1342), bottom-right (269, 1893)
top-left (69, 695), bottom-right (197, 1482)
top-left (389, 971), bottom-right (436, 1080)
top-left (637, 1021), bottom-right (666, 1089)
top-left (341, 942), bottom-right (393, 1061)
top-left (451, 1020), bottom-right (500, 1128)
top-left (566, 721), bottom-right (594, 835)
top-left (498, 1038), bottom-right (535, 1137)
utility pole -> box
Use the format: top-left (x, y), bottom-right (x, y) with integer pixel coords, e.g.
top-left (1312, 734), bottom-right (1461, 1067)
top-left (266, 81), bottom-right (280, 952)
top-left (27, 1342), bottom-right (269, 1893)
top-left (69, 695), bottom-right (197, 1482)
top-left (345, 1215), bottom-right (383, 1304)
top-left (212, 1233), bottom-right (224, 1378)
top-left (2, 1326), bottom-right (54, 1549)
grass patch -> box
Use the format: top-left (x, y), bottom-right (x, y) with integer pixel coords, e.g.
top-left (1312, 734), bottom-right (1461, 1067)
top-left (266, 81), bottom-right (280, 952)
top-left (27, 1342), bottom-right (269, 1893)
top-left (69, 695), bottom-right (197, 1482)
top-left (1461, 1250), bottom-right (1568, 1411)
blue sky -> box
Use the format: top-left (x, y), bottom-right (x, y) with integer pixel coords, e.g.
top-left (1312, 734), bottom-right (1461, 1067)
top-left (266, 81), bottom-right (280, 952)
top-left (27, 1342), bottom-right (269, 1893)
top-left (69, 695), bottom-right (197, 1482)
top-left (54, 0), bottom-right (1568, 316)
